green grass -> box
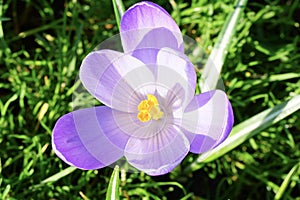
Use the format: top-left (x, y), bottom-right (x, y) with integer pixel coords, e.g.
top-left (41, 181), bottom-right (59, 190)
top-left (1, 0), bottom-right (300, 199)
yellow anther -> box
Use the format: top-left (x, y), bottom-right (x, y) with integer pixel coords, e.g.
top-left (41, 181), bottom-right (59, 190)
top-left (147, 94), bottom-right (159, 106)
top-left (138, 100), bottom-right (151, 111)
top-left (137, 94), bottom-right (164, 122)
top-left (137, 110), bottom-right (151, 122)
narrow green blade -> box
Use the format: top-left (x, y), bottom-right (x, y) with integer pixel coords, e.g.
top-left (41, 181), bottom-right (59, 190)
top-left (186, 94), bottom-right (300, 172)
top-left (0, 0), bottom-right (11, 58)
top-left (30, 166), bottom-right (76, 189)
top-left (106, 165), bottom-right (120, 200)
top-left (112, 0), bottom-right (125, 30)
top-left (41, 166), bottom-right (76, 184)
top-left (275, 163), bottom-right (300, 200)
top-left (199, 0), bottom-right (248, 92)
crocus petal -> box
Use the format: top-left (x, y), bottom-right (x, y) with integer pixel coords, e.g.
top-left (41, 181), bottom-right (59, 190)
top-left (156, 48), bottom-right (196, 108)
top-left (80, 50), bottom-right (156, 112)
top-left (130, 28), bottom-right (181, 64)
top-left (181, 90), bottom-right (234, 153)
top-left (124, 124), bottom-right (189, 176)
top-left (120, 2), bottom-right (183, 54)
top-left (52, 106), bottom-right (129, 170)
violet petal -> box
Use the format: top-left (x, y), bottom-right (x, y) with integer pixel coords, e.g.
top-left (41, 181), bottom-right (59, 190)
top-left (79, 50), bottom-right (155, 112)
top-left (156, 47), bottom-right (196, 108)
top-left (130, 28), bottom-right (181, 64)
top-left (181, 90), bottom-right (234, 153)
top-left (124, 124), bottom-right (189, 176)
top-left (120, 1), bottom-right (183, 53)
top-left (52, 106), bottom-right (129, 169)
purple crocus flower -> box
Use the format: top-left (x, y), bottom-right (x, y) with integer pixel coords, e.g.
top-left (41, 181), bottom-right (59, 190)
top-left (52, 1), bottom-right (234, 176)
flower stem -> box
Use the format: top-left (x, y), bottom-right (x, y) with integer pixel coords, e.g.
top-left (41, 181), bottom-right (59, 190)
top-left (112, 0), bottom-right (125, 30)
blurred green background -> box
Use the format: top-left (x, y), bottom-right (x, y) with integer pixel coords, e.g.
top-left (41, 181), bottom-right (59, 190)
top-left (1, 0), bottom-right (300, 199)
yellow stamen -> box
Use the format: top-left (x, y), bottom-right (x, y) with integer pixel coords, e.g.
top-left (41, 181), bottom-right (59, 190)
top-left (137, 100), bottom-right (151, 111)
top-left (137, 110), bottom-right (151, 122)
top-left (147, 94), bottom-right (159, 105)
top-left (137, 94), bottom-right (164, 122)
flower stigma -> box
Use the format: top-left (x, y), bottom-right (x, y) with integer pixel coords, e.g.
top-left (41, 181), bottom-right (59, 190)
top-left (137, 94), bottom-right (164, 122)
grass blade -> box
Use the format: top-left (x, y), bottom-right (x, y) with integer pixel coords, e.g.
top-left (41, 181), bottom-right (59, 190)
top-left (29, 166), bottom-right (76, 190)
top-left (185, 94), bottom-right (300, 172)
top-left (199, 0), bottom-right (248, 92)
top-left (0, 0), bottom-right (11, 58)
top-left (106, 165), bottom-right (120, 200)
top-left (41, 166), bottom-right (76, 184)
top-left (112, 0), bottom-right (125, 30)
top-left (274, 163), bottom-right (300, 200)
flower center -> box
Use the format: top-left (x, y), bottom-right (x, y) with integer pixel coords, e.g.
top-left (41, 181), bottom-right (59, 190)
top-left (137, 94), bottom-right (164, 122)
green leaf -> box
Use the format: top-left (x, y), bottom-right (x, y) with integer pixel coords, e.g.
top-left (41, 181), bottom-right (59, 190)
top-left (112, 0), bottom-right (125, 30)
top-left (185, 94), bottom-right (300, 172)
top-left (106, 165), bottom-right (120, 200)
top-left (199, 0), bottom-right (248, 92)
top-left (41, 166), bottom-right (76, 184)
top-left (30, 166), bottom-right (76, 189)
top-left (0, 0), bottom-right (11, 57)
top-left (274, 163), bottom-right (300, 200)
